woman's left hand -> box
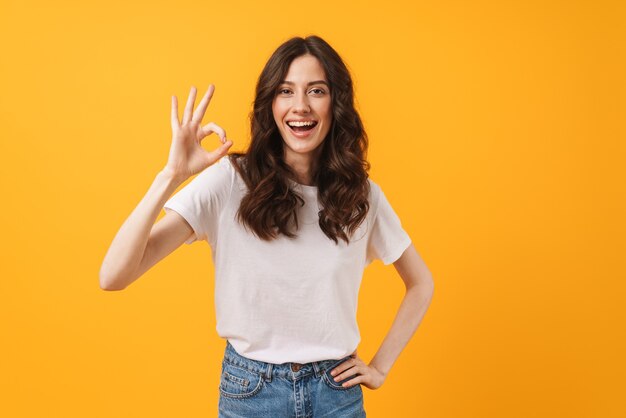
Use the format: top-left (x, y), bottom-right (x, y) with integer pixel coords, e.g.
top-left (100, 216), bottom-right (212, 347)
top-left (329, 349), bottom-right (387, 390)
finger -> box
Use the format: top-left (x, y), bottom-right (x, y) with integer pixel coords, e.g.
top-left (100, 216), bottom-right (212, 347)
top-left (171, 95), bottom-right (180, 130)
top-left (331, 360), bottom-right (356, 378)
top-left (217, 140), bottom-right (234, 153)
top-left (341, 376), bottom-right (363, 388)
top-left (182, 85), bottom-right (197, 125)
top-left (192, 84), bottom-right (215, 124)
top-left (334, 368), bottom-right (362, 385)
top-left (200, 122), bottom-right (227, 143)
top-left (206, 140), bottom-right (233, 162)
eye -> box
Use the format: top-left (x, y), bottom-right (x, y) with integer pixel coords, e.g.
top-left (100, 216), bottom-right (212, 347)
top-left (278, 88), bottom-right (291, 95)
top-left (310, 88), bottom-right (326, 95)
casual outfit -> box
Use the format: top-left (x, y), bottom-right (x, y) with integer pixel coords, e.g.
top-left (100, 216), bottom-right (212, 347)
top-left (163, 155), bottom-right (412, 416)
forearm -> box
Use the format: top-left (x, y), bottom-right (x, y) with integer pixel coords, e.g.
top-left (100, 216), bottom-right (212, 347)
top-left (368, 281), bottom-right (434, 376)
top-left (99, 169), bottom-right (184, 289)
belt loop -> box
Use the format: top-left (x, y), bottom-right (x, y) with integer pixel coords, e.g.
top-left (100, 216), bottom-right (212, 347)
top-left (312, 361), bottom-right (322, 379)
top-left (265, 363), bottom-right (273, 382)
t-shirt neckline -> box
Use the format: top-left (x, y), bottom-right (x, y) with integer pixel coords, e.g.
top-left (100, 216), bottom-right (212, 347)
top-left (289, 179), bottom-right (318, 193)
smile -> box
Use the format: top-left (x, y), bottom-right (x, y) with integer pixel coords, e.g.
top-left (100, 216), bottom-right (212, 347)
top-left (286, 121), bottom-right (318, 138)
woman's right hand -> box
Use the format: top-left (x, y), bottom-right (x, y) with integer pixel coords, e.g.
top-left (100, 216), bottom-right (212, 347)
top-left (164, 84), bottom-right (233, 180)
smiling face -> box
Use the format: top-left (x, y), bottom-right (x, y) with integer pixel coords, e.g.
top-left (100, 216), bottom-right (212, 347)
top-left (272, 54), bottom-right (333, 170)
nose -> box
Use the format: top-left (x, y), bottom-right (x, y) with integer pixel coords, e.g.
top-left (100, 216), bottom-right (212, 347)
top-left (293, 93), bottom-right (311, 113)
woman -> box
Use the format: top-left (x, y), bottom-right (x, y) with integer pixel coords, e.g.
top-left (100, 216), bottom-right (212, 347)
top-left (100, 35), bottom-right (434, 417)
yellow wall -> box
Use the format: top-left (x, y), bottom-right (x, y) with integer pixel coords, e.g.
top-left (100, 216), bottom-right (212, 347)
top-left (1, 0), bottom-right (624, 416)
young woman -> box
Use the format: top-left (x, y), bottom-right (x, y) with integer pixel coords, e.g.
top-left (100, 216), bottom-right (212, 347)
top-left (100, 35), bottom-right (434, 417)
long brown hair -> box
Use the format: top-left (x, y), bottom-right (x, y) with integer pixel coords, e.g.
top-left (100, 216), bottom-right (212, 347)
top-left (229, 35), bottom-right (371, 245)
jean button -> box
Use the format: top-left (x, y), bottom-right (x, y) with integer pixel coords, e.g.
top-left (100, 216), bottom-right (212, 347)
top-left (291, 363), bottom-right (303, 372)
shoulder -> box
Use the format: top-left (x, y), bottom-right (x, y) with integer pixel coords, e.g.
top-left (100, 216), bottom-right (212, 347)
top-left (365, 178), bottom-right (383, 220)
top-left (367, 178), bottom-right (381, 195)
top-left (367, 178), bottom-right (382, 203)
top-left (226, 154), bottom-right (251, 192)
top-left (366, 178), bottom-right (403, 219)
top-left (218, 153), bottom-right (235, 171)
top-left (205, 154), bottom-right (235, 177)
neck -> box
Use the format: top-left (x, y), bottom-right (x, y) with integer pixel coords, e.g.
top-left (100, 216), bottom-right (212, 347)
top-left (284, 151), bottom-right (320, 186)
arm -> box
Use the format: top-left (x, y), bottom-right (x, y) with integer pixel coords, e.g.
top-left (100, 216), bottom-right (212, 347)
top-left (99, 84), bottom-right (233, 290)
top-left (98, 169), bottom-right (191, 290)
top-left (368, 242), bottom-right (435, 376)
top-left (329, 242), bottom-right (434, 389)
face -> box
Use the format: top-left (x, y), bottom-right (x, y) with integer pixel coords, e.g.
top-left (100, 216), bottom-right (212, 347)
top-left (272, 54), bottom-right (332, 165)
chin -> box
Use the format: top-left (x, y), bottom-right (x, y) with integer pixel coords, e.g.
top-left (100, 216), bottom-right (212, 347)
top-left (283, 137), bottom-right (326, 156)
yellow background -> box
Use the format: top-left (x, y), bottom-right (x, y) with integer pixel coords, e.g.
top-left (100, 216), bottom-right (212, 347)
top-left (1, 0), bottom-right (624, 417)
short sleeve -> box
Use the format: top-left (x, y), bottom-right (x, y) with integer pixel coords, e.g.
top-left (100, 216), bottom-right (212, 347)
top-left (366, 183), bottom-right (412, 266)
top-left (163, 156), bottom-right (233, 246)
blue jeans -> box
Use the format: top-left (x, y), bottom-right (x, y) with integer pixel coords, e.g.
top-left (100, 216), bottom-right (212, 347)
top-left (218, 340), bottom-right (366, 417)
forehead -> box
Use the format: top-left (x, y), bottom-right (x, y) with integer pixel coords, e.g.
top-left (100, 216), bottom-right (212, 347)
top-left (282, 54), bottom-right (327, 83)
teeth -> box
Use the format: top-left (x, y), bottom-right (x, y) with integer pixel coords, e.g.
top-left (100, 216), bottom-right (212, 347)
top-left (287, 121), bottom-right (317, 127)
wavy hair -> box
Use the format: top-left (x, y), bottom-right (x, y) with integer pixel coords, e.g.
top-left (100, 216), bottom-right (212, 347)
top-left (229, 35), bottom-right (371, 245)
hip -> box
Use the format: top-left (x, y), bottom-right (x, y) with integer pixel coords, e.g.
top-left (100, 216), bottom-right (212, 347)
top-left (218, 340), bottom-right (366, 418)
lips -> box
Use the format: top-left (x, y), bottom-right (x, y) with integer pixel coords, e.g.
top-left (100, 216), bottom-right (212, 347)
top-left (286, 121), bottom-right (318, 138)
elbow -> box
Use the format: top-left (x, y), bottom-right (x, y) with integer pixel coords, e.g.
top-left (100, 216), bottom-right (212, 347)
top-left (100, 278), bottom-right (126, 291)
top-left (415, 273), bottom-right (435, 296)
top-left (426, 276), bottom-right (435, 301)
top-left (101, 284), bottom-right (126, 291)
top-left (425, 274), bottom-right (435, 294)
top-left (99, 269), bottom-right (127, 291)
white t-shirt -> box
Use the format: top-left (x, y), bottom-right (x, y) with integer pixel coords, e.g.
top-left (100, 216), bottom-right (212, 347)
top-left (163, 155), bottom-right (412, 364)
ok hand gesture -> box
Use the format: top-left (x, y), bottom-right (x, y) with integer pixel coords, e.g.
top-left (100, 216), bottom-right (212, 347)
top-left (164, 85), bottom-right (233, 180)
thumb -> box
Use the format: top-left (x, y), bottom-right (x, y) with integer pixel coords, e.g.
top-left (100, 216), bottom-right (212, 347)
top-left (205, 140), bottom-right (233, 165)
top-left (215, 139), bottom-right (233, 155)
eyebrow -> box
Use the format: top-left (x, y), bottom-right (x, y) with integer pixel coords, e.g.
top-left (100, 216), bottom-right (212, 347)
top-left (280, 80), bottom-right (329, 87)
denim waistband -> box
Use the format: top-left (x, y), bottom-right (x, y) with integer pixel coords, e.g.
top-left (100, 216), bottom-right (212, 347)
top-left (222, 340), bottom-right (353, 381)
